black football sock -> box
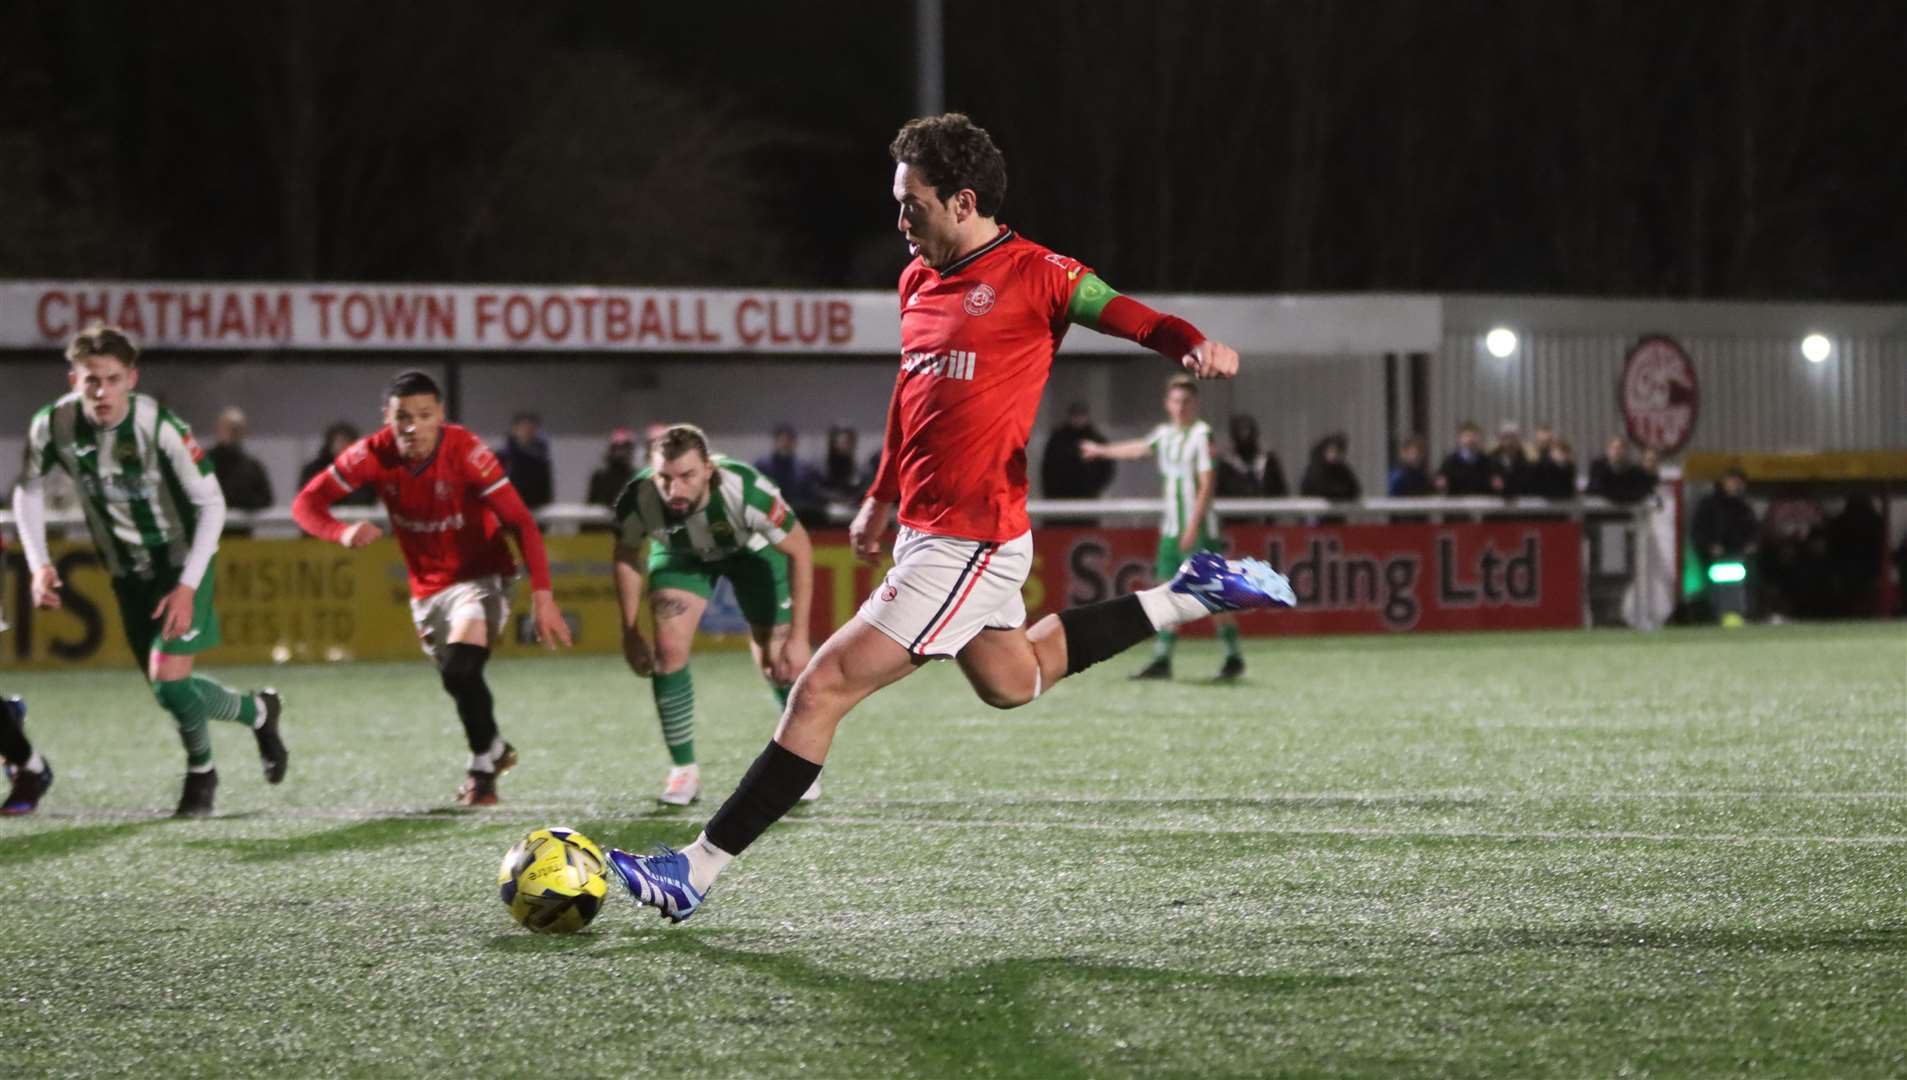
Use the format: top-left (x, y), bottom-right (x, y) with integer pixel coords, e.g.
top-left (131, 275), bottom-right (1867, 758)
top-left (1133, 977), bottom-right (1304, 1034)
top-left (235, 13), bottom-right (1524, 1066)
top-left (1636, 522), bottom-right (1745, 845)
top-left (439, 644), bottom-right (500, 759)
top-left (0, 696), bottom-right (31, 765)
top-left (703, 740), bottom-right (823, 856)
top-left (1057, 594), bottom-right (1159, 676)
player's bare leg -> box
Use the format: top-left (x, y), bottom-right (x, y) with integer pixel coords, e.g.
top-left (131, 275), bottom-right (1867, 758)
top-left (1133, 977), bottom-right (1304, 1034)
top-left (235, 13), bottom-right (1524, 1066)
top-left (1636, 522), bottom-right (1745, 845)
top-left (748, 621), bottom-right (818, 800)
top-left (445, 617), bottom-right (514, 806)
top-left (954, 618), bottom-right (1070, 708)
top-left (609, 617), bottom-right (921, 918)
top-left (649, 589), bottom-right (709, 805)
top-left (147, 651), bottom-right (284, 817)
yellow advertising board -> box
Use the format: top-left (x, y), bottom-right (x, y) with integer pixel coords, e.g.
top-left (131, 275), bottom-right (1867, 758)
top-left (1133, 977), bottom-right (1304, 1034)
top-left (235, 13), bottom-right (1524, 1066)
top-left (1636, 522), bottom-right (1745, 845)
top-left (4, 535), bottom-right (682, 669)
top-left (1, 532), bottom-right (895, 670)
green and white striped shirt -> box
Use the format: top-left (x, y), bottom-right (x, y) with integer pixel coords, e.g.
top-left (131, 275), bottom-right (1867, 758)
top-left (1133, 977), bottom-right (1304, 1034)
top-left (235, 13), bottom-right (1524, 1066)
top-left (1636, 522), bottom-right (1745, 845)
top-left (21, 392), bottom-right (225, 584)
top-left (1147, 420), bottom-right (1218, 538)
top-left (614, 457), bottom-right (793, 562)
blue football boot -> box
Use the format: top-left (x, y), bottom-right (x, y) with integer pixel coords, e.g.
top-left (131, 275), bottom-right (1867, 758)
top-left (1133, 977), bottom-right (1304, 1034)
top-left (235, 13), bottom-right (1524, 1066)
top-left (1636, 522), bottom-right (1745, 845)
top-left (1169, 552), bottom-right (1297, 613)
top-left (2, 697), bottom-right (53, 815)
top-left (607, 845), bottom-right (706, 923)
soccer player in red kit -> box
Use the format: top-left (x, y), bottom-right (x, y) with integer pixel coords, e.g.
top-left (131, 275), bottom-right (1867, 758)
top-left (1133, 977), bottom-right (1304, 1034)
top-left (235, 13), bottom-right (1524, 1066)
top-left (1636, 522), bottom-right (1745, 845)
top-left (609, 114), bottom-right (1295, 921)
top-left (292, 370), bottom-right (572, 805)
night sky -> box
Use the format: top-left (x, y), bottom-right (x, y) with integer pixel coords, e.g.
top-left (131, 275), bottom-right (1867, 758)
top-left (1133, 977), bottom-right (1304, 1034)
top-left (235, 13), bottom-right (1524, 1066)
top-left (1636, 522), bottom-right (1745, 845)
top-left (4, 1), bottom-right (1905, 299)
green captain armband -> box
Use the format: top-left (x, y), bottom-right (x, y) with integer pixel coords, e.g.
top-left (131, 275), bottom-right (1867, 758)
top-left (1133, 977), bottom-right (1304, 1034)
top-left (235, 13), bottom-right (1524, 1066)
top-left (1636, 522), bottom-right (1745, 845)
top-left (1065, 271), bottom-right (1121, 328)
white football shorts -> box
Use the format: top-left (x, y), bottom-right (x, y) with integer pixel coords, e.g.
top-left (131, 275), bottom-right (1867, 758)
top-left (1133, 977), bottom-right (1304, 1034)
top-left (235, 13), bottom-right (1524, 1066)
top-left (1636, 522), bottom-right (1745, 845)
top-left (411, 574), bottom-right (512, 664)
top-left (858, 526), bottom-right (1032, 658)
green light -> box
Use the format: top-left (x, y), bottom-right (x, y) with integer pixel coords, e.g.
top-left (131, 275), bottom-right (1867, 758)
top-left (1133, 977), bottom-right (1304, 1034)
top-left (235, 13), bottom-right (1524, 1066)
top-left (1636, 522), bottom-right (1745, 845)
top-left (1707, 561), bottom-right (1747, 584)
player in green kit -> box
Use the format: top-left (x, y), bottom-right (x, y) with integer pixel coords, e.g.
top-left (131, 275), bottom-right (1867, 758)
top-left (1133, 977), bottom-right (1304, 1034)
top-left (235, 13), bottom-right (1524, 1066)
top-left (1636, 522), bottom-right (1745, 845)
top-left (612, 424), bottom-right (816, 805)
top-left (1083, 374), bottom-right (1246, 680)
top-left (10, 326), bottom-right (287, 817)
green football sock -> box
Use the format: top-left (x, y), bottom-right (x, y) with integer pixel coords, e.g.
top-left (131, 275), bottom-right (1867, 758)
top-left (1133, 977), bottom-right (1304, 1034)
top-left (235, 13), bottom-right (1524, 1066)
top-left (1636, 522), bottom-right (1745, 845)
top-left (653, 668), bottom-right (696, 767)
top-left (1218, 623), bottom-right (1242, 659)
top-left (152, 677), bottom-right (258, 769)
top-left (1153, 630), bottom-right (1178, 660)
top-left (772, 682), bottom-right (791, 709)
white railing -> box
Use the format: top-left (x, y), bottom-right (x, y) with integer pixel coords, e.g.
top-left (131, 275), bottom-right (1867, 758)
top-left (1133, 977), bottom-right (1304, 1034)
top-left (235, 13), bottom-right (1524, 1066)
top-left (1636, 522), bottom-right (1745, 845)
top-left (0, 495), bottom-right (1649, 533)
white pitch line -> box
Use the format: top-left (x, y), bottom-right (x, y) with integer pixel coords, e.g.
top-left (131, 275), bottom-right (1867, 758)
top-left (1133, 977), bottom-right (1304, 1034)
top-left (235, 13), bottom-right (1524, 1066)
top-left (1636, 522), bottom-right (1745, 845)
top-left (11, 807), bottom-right (1903, 846)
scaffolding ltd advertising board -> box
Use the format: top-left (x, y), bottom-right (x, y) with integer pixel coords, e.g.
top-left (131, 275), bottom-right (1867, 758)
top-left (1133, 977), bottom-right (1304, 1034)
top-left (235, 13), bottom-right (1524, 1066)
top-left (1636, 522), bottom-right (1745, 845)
top-left (3, 521), bottom-right (1581, 670)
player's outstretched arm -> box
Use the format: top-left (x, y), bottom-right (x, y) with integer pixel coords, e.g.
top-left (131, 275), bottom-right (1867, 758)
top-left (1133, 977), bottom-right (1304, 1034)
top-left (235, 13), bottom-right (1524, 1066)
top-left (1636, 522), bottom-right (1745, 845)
top-left (482, 481), bottom-right (570, 649)
top-left (1080, 437), bottom-right (1154, 462)
top-left (611, 541), bottom-right (653, 676)
top-left (1065, 271), bottom-right (1239, 380)
top-left (769, 521), bottom-right (815, 683)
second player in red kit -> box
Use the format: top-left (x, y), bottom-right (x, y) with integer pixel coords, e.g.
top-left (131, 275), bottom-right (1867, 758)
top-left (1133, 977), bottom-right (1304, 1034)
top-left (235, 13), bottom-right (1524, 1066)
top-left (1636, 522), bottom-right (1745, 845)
top-left (293, 370), bottom-right (571, 805)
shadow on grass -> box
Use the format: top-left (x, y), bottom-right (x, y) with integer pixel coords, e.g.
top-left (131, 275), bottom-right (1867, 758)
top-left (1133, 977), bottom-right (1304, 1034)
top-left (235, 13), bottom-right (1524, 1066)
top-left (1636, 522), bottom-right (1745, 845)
top-left (586, 935), bottom-right (1356, 1079)
top-left (183, 816), bottom-right (464, 863)
top-left (1430, 924), bottom-right (1907, 955)
top-left (0, 820), bottom-right (165, 866)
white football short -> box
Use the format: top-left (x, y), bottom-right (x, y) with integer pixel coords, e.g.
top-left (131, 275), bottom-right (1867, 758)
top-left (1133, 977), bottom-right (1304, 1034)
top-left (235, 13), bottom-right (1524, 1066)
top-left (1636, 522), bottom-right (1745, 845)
top-left (411, 574), bottom-right (512, 664)
top-left (858, 526), bottom-right (1032, 658)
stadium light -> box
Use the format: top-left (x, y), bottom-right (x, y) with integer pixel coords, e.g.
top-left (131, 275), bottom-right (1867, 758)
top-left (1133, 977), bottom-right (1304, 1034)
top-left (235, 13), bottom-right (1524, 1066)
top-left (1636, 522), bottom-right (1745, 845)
top-left (1484, 327), bottom-right (1518, 358)
top-left (1707, 560), bottom-right (1748, 584)
top-left (1801, 333), bottom-right (1832, 363)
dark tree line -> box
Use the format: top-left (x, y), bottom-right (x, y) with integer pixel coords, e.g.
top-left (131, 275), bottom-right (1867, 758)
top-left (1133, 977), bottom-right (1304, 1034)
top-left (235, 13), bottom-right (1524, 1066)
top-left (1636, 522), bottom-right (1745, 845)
top-left (4, 1), bottom-right (1904, 298)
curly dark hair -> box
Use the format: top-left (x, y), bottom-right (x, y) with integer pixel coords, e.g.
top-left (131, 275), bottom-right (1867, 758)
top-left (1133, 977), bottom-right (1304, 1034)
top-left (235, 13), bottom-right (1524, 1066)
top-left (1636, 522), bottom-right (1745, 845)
top-left (889, 112), bottom-right (1008, 217)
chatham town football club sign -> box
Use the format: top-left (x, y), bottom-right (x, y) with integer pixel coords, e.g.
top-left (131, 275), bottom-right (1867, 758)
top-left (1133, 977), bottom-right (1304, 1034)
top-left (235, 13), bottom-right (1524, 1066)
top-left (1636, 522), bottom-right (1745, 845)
top-left (1620, 335), bottom-right (1700, 453)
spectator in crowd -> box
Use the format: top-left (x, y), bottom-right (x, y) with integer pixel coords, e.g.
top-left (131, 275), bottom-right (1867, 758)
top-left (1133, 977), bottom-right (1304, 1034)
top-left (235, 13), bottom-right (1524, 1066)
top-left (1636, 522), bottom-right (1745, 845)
top-left (586, 427), bottom-right (640, 508)
top-left (1040, 402), bottom-right (1116, 499)
top-left (1824, 494), bottom-right (1886, 616)
top-left (498, 411), bottom-right (554, 509)
top-left (1490, 421), bottom-right (1535, 497)
top-left (1387, 434), bottom-right (1434, 496)
top-left (1299, 432), bottom-right (1360, 501)
top-left (299, 421), bottom-right (374, 507)
top-left (1691, 468), bottom-right (1758, 568)
top-left (1531, 437), bottom-right (1578, 498)
top-left (1215, 413), bottom-right (1287, 498)
top-left (1040, 402), bottom-right (1116, 526)
top-left (1435, 421), bottom-right (1495, 495)
top-left (1893, 533), bottom-right (1907, 617)
top-left (756, 422), bottom-right (824, 524)
top-left (208, 406), bottom-right (274, 512)
top-left (814, 423), bottom-right (867, 508)
top-left (1586, 436), bottom-right (1656, 503)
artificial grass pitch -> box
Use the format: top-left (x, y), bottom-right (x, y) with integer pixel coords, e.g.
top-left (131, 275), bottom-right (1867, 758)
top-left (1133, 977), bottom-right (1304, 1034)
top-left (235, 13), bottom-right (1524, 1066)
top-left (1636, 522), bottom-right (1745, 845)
top-left (2, 623), bottom-right (1903, 1078)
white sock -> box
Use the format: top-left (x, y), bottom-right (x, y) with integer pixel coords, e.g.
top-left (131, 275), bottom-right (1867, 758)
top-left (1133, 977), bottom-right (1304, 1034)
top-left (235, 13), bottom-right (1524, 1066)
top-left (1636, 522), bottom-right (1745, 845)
top-left (251, 694), bottom-right (267, 730)
top-left (1136, 582), bottom-right (1210, 632)
top-left (469, 735), bottom-right (505, 772)
top-left (24, 750), bottom-right (45, 773)
top-left (682, 831), bottom-right (733, 893)
top-left (187, 762), bottom-right (216, 775)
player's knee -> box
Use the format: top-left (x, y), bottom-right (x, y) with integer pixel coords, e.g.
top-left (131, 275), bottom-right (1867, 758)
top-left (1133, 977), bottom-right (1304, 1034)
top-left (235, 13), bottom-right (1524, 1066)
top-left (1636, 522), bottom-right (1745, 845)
top-left (151, 678), bottom-right (196, 720)
top-left (438, 643), bottom-right (489, 698)
top-left (974, 680), bottom-right (1035, 710)
top-left (652, 640), bottom-right (692, 673)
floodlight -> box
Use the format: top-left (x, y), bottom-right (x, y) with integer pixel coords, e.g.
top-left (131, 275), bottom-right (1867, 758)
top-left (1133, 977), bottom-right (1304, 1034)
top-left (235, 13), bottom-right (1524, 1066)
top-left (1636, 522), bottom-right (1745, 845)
top-left (1485, 327), bottom-right (1518, 358)
top-left (1801, 333), bottom-right (1831, 363)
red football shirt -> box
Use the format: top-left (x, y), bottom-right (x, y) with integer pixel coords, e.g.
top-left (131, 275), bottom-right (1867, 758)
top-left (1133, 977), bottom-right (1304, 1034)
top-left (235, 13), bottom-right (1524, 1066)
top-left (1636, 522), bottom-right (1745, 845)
top-left (868, 227), bottom-right (1091, 542)
top-left (326, 425), bottom-right (518, 598)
